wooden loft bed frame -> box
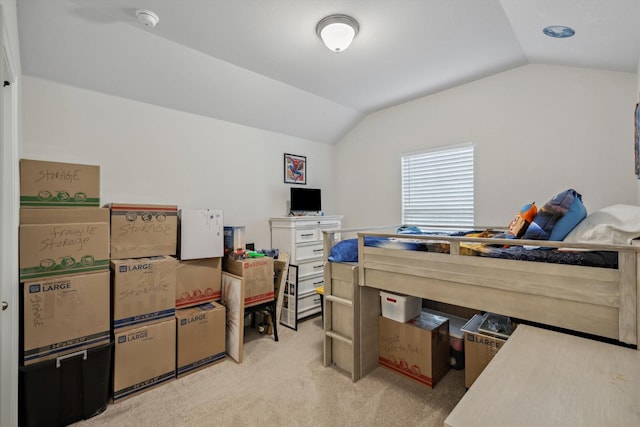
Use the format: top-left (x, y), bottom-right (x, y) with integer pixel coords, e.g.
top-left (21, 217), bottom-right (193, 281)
top-left (321, 226), bottom-right (640, 381)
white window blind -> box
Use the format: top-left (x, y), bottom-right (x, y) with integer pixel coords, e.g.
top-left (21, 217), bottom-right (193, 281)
top-left (401, 143), bottom-right (474, 227)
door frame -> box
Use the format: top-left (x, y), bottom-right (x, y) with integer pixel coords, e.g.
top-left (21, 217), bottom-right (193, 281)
top-left (0, 4), bottom-right (20, 426)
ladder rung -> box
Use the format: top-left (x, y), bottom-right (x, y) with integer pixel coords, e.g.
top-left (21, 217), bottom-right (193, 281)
top-left (325, 330), bottom-right (352, 345)
top-left (325, 295), bottom-right (352, 307)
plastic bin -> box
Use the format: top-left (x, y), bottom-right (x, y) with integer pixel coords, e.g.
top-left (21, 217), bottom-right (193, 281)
top-left (19, 341), bottom-right (112, 427)
top-left (423, 308), bottom-right (467, 370)
top-left (380, 290), bottom-right (421, 322)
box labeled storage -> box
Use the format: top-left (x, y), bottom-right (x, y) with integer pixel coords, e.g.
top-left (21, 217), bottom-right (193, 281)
top-left (223, 226), bottom-right (245, 250)
top-left (20, 159), bottom-right (100, 207)
top-left (113, 319), bottom-right (176, 402)
top-left (380, 290), bottom-right (421, 322)
top-left (22, 272), bottom-right (111, 366)
top-left (176, 302), bottom-right (226, 378)
top-left (109, 203), bottom-right (178, 259)
top-left (462, 313), bottom-right (513, 388)
top-left (111, 256), bottom-right (177, 331)
top-left (19, 208), bottom-right (110, 281)
top-left (379, 311), bottom-right (450, 388)
top-left (176, 258), bottom-right (222, 309)
top-left (222, 257), bottom-right (274, 307)
top-left (19, 341), bottom-right (112, 427)
top-left (178, 209), bottom-right (224, 260)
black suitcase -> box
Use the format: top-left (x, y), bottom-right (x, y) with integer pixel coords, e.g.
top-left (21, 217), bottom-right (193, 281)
top-left (19, 341), bottom-right (112, 427)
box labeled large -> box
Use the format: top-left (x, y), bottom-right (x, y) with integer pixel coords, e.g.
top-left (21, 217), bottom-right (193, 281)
top-left (111, 256), bottom-right (177, 331)
top-left (109, 203), bottom-right (178, 259)
top-left (176, 258), bottom-right (222, 309)
top-left (176, 302), bottom-right (226, 378)
top-left (223, 226), bottom-right (245, 250)
top-left (113, 319), bottom-right (176, 402)
top-left (19, 208), bottom-right (110, 281)
top-left (20, 159), bottom-right (100, 207)
top-left (222, 257), bottom-right (274, 307)
top-left (178, 209), bottom-right (224, 260)
top-left (378, 310), bottom-right (449, 388)
top-left (461, 313), bottom-right (513, 388)
top-left (22, 272), bottom-right (110, 366)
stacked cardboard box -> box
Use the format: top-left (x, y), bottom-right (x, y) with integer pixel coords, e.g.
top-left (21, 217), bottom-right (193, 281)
top-left (175, 302), bottom-right (226, 378)
top-left (222, 257), bottom-right (275, 308)
top-left (176, 209), bottom-right (224, 309)
top-left (108, 203), bottom-right (179, 402)
top-left (18, 159), bottom-right (112, 426)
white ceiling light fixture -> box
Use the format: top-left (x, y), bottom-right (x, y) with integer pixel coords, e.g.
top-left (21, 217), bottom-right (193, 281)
top-left (543, 25), bottom-right (575, 38)
top-left (136, 9), bottom-right (159, 28)
top-left (316, 14), bottom-right (359, 53)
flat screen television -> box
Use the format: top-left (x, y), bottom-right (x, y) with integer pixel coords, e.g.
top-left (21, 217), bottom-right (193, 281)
top-left (290, 188), bottom-right (321, 212)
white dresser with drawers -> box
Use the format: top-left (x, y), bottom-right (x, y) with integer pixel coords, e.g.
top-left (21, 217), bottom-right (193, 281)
top-left (270, 215), bottom-right (342, 321)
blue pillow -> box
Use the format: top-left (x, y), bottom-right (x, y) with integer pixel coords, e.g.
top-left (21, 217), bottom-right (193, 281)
top-left (549, 194), bottom-right (587, 241)
top-left (328, 239), bottom-right (359, 262)
top-left (524, 189), bottom-right (583, 241)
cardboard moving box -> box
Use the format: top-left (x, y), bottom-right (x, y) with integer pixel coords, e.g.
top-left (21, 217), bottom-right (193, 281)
top-left (19, 208), bottom-right (110, 281)
top-left (109, 203), bottom-right (178, 259)
top-left (378, 310), bottom-right (450, 388)
top-left (22, 271), bottom-right (110, 365)
top-left (222, 257), bottom-right (274, 307)
top-left (176, 258), bottom-right (222, 309)
top-left (113, 319), bottom-right (176, 402)
top-left (462, 313), bottom-right (513, 388)
top-left (111, 256), bottom-right (177, 331)
top-left (176, 302), bottom-right (226, 378)
top-left (20, 159), bottom-right (100, 207)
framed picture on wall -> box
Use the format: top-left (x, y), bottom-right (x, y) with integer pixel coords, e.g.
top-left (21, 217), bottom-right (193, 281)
top-left (284, 153), bottom-right (306, 185)
top-left (635, 103), bottom-right (640, 178)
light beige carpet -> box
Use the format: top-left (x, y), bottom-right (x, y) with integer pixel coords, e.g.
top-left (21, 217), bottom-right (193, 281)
top-left (72, 316), bottom-right (466, 427)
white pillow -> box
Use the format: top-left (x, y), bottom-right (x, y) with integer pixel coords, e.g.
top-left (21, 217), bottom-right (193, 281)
top-left (563, 204), bottom-right (640, 245)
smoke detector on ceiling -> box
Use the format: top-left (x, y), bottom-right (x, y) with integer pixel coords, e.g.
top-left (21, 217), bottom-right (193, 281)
top-left (136, 9), bottom-right (159, 28)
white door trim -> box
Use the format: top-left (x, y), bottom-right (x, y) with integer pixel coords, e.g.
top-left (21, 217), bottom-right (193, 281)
top-left (0, 4), bottom-right (20, 426)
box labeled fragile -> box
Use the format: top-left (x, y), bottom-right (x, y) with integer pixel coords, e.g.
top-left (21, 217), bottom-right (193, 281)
top-left (378, 310), bottom-right (450, 388)
top-left (380, 290), bottom-right (422, 322)
top-left (111, 256), bottom-right (177, 331)
top-left (461, 313), bottom-right (513, 388)
top-left (19, 208), bottom-right (110, 281)
top-left (109, 203), bottom-right (178, 259)
top-left (222, 257), bottom-right (274, 307)
top-left (113, 319), bottom-right (176, 402)
top-left (176, 258), bottom-right (222, 309)
top-left (22, 271), bottom-right (111, 365)
top-left (176, 302), bottom-right (226, 378)
top-left (20, 159), bottom-right (100, 207)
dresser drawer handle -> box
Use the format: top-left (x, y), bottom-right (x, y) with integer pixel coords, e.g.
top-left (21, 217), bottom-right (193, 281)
top-left (300, 233), bottom-right (314, 237)
top-left (313, 280), bottom-right (324, 285)
top-left (313, 264), bottom-right (323, 269)
top-left (313, 248), bottom-right (323, 253)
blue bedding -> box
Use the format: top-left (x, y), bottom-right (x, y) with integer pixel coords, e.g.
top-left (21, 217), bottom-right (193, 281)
top-left (328, 232), bottom-right (618, 269)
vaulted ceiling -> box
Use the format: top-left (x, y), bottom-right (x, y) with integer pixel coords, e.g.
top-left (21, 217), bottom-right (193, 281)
top-left (17, 0), bottom-right (640, 144)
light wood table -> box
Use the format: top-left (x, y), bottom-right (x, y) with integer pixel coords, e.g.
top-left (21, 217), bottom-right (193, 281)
top-left (444, 325), bottom-right (640, 427)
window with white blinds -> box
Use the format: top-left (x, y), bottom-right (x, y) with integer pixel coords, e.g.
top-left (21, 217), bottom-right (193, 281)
top-left (401, 143), bottom-right (474, 227)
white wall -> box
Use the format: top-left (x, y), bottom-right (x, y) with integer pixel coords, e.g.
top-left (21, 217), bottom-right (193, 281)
top-left (20, 76), bottom-right (335, 249)
top-left (335, 64), bottom-right (638, 229)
